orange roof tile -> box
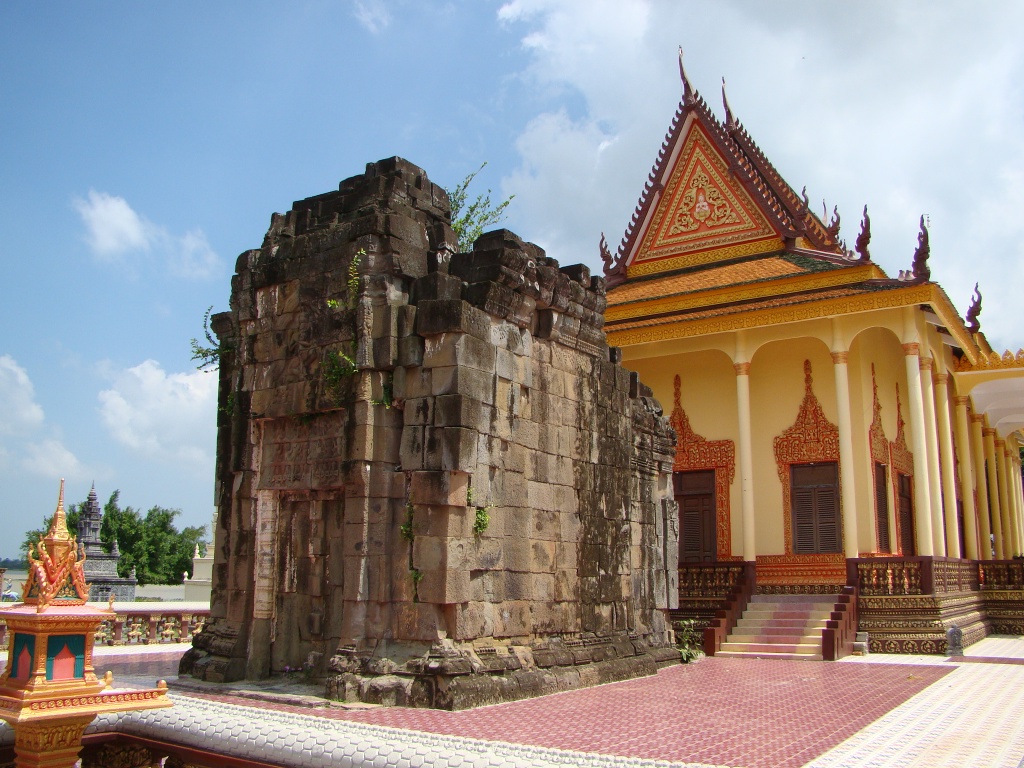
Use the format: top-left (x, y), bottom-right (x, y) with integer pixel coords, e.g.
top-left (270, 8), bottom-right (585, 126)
top-left (607, 256), bottom-right (806, 306)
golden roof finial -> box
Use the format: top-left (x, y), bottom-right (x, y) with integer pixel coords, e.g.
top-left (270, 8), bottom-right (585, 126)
top-left (49, 477), bottom-right (73, 542)
top-left (23, 478), bottom-right (89, 608)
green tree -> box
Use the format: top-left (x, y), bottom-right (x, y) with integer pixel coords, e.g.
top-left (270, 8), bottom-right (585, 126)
top-left (446, 162), bottom-right (514, 252)
top-left (99, 491), bottom-right (206, 585)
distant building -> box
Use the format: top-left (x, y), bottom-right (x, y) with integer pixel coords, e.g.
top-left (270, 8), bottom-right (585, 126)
top-left (79, 485), bottom-right (136, 602)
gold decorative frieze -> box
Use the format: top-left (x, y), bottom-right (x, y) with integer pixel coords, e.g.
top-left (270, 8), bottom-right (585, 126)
top-left (955, 348), bottom-right (1024, 372)
top-left (607, 283), bottom-right (935, 348)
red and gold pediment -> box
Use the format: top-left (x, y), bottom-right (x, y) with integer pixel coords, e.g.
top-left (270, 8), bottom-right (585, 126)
top-left (629, 120), bottom-right (782, 277)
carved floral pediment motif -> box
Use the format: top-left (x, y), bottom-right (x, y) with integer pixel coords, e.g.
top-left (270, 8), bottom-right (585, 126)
top-left (634, 122), bottom-right (779, 272)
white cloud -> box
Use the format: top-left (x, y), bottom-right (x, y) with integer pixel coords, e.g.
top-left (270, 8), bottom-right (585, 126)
top-left (0, 355), bottom-right (45, 436)
top-left (73, 190), bottom-right (221, 280)
top-left (171, 229), bottom-right (220, 280)
top-left (72, 190), bottom-right (152, 257)
top-left (98, 360), bottom-right (217, 468)
top-left (0, 356), bottom-right (89, 480)
top-left (497, 1), bottom-right (1024, 352)
top-left (22, 439), bottom-right (86, 480)
top-left (352, 0), bottom-right (390, 33)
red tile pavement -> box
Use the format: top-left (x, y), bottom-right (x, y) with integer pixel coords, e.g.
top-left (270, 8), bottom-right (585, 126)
top-left (183, 658), bottom-right (952, 768)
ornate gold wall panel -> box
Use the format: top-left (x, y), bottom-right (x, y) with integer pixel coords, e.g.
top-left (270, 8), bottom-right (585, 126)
top-left (773, 360), bottom-right (841, 555)
top-left (670, 375), bottom-right (737, 560)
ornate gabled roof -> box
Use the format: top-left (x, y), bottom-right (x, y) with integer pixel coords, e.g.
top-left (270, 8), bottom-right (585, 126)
top-left (607, 51), bottom-right (841, 287)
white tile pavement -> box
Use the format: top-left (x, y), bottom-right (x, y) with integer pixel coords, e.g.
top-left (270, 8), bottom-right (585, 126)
top-left (810, 636), bottom-right (1024, 767)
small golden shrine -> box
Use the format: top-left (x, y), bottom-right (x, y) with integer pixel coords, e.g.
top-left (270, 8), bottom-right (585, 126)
top-left (0, 481), bottom-right (171, 768)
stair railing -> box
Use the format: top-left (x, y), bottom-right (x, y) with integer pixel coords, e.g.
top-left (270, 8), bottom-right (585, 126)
top-left (702, 561), bottom-right (754, 656)
top-left (821, 584), bottom-right (857, 661)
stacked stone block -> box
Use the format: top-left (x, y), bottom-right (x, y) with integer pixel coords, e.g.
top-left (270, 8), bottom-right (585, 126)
top-left (181, 158), bottom-right (678, 708)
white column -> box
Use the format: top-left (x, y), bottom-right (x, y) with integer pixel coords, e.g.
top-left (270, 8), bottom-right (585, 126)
top-left (919, 357), bottom-right (945, 554)
top-left (832, 351), bottom-right (859, 558)
top-left (971, 414), bottom-right (993, 559)
top-left (997, 441), bottom-right (1016, 557)
top-left (953, 396), bottom-right (979, 559)
top-left (735, 361), bottom-right (756, 562)
top-left (903, 343), bottom-right (934, 556)
top-left (933, 373), bottom-right (960, 558)
top-left (1014, 449), bottom-right (1024, 555)
top-left (984, 428), bottom-right (1004, 559)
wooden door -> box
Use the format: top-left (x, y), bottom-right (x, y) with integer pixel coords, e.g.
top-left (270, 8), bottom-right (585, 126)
top-left (874, 462), bottom-right (891, 553)
top-left (674, 470), bottom-right (716, 563)
top-left (897, 473), bottom-right (915, 556)
top-left (791, 463), bottom-right (841, 554)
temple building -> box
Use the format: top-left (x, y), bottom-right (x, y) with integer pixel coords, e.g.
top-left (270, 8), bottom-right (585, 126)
top-left (603, 54), bottom-right (1024, 655)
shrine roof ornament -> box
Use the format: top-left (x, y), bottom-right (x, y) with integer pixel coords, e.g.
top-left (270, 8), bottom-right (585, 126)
top-left (966, 282), bottom-right (982, 334)
top-left (855, 205), bottom-right (871, 263)
top-left (23, 479), bottom-right (89, 610)
top-left (911, 215), bottom-right (931, 282)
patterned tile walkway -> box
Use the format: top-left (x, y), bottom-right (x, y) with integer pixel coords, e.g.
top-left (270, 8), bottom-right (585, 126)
top-left (7, 638), bottom-right (1023, 766)
top-left (184, 658), bottom-right (951, 768)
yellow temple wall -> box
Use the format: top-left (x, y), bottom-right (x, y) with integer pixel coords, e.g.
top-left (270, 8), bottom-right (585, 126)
top-left (627, 349), bottom-right (742, 556)
top-left (849, 326), bottom-right (908, 553)
top-left (749, 337), bottom-right (836, 555)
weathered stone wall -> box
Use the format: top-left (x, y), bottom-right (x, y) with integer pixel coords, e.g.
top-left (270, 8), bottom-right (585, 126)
top-left (181, 157), bottom-right (678, 708)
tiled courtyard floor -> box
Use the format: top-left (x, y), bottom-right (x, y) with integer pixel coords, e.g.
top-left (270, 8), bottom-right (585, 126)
top-left (9, 638), bottom-right (1024, 766)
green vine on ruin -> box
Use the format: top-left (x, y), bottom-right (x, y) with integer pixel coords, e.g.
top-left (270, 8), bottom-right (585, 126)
top-left (190, 306), bottom-right (233, 372)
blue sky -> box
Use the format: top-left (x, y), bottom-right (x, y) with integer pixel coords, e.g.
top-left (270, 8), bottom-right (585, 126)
top-left (2, 1), bottom-right (1023, 558)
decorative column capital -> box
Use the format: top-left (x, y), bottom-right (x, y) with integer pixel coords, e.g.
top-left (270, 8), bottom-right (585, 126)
top-left (983, 427), bottom-right (997, 437)
top-left (953, 395), bottom-right (970, 407)
top-left (830, 351), bottom-right (849, 365)
top-left (933, 372), bottom-right (948, 385)
top-left (919, 356), bottom-right (934, 371)
top-left (971, 413), bottom-right (985, 424)
top-left (995, 438), bottom-right (1006, 449)
top-left (734, 362), bottom-right (751, 376)
top-left (902, 342), bottom-right (920, 356)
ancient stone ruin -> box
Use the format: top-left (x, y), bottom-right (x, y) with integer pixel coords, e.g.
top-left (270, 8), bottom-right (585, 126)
top-left (180, 157), bottom-right (679, 709)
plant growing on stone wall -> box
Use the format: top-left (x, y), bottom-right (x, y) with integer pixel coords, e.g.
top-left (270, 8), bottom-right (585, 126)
top-left (400, 500), bottom-right (415, 543)
top-left (321, 348), bottom-right (357, 405)
top-left (410, 568), bottom-right (423, 603)
top-left (370, 373), bottom-right (394, 409)
top-left (446, 163), bottom-right (514, 252)
top-left (473, 506), bottom-right (490, 536)
top-left (190, 306), bottom-right (231, 371)
top-left (466, 484), bottom-right (490, 535)
top-left (674, 619), bottom-right (703, 663)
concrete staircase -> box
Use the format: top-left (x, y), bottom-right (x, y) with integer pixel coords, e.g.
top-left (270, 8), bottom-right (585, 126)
top-left (716, 593), bottom-right (841, 660)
